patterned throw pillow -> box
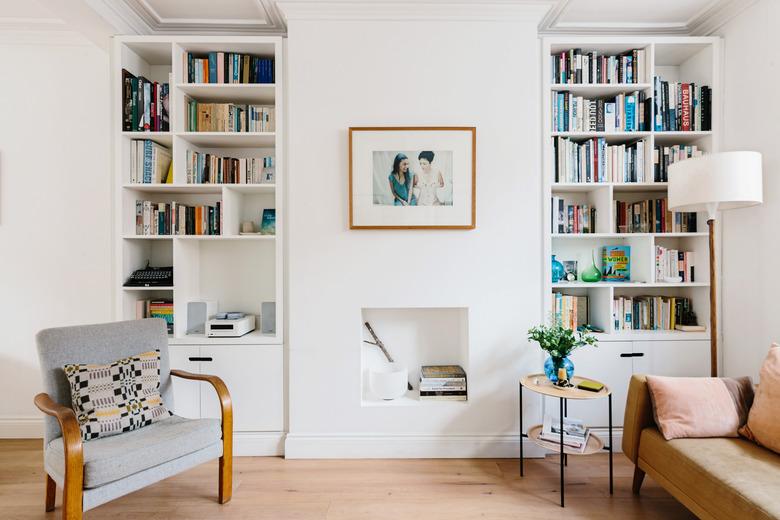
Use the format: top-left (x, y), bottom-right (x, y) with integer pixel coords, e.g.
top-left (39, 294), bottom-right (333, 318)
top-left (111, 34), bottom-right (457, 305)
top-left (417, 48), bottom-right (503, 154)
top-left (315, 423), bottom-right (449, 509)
top-left (63, 350), bottom-right (171, 440)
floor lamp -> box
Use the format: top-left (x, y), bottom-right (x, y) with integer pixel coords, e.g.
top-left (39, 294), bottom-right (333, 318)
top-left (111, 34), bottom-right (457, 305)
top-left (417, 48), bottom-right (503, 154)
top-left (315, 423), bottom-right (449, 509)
top-left (668, 151), bottom-right (763, 376)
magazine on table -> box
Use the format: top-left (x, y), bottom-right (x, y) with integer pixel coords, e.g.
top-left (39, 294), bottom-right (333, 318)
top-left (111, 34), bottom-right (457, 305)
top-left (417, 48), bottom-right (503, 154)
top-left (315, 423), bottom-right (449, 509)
top-left (539, 414), bottom-right (591, 453)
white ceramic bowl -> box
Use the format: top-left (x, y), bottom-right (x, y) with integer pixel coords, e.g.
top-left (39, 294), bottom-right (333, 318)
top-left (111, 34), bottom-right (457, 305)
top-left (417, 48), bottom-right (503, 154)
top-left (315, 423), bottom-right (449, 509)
top-left (369, 363), bottom-right (408, 400)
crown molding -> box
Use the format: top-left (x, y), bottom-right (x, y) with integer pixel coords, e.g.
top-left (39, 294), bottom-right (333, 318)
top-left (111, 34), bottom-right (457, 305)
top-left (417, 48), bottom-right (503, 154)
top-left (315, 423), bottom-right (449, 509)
top-left (277, 1), bottom-right (554, 23)
top-left (687, 0), bottom-right (758, 35)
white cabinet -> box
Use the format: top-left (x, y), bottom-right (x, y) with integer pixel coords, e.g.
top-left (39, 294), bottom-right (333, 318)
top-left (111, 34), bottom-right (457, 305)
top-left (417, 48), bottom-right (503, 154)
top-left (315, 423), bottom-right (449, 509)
top-left (168, 344), bottom-right (284, 432)
top-left (633, 341), bottom-right (710, 377)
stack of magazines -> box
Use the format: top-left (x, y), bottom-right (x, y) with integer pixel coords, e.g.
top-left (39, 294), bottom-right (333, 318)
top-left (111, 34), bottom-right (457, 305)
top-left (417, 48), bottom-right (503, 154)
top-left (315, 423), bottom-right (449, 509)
top-left (540, 415), bottom-right (591, 453)
top-left (419, 365), bottom-right (467, 401)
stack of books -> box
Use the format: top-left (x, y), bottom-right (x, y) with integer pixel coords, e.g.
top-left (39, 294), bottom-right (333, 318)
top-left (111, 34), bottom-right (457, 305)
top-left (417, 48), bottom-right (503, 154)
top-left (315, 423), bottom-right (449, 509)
top-left (551, 48), bottom-right (646, 84)
top-left (551, 293), bottom-right (588, 331)
top-left (653, 144), bottom-right (703, 182)
top-left (613, 296), bottom-right (698, 331)
top-left (614, 198), bottom-right (697, 233)
top-left (135, 200), bottom-right (222, 236)
top-left (185, 52), bottom-right (274, 84)
top-left (653, 77), bottom-right (711, 131)
top-left (550, 197), bottom-right (596, 234)
top-left (655, 246), bottom-right (695, 283)
top-left (419, 365), bottom-right (467, 401)
top-left (121, 69), bottom-right (170, 132)
top-left (539, 415), bottom-right (591, 453)
top-left (552, 91), bottom-right (650, 133)
top-left (130, 140), bottom-right (172, 184)
top-left (136, 299), bottom-right (173, 334)
top-left (185, 150), bottom-right (274, 184)
top-left (553, 137), bottom-right (646, 183)
top-left (186, 101), bottom-right (274, 132)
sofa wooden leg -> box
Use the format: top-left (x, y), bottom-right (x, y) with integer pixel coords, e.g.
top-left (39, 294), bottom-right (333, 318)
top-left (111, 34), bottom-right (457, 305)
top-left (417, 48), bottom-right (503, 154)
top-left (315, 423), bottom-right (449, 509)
top-left (218, 455), bottom-right (233, 504)
top-left (45, 474), bottom-right (56, 512)
top-left (632, 466), bottom-right (645, 495)
top-left (62, 471), bottom-right (83, 520)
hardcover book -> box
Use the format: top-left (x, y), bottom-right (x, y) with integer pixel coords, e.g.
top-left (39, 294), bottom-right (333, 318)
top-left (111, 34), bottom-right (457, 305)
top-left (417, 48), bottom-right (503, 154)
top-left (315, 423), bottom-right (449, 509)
top-left (602, 245), bottom-right (630, 281)
top-left (260, 208), bottom-right (276, 235)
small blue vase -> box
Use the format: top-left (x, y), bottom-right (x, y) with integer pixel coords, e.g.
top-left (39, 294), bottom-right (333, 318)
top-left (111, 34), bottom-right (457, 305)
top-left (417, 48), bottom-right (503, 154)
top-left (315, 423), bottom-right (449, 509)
top-left (544, 356), bottom-right (574, 383)
top-left (551, 255), bottom-right (565, 283)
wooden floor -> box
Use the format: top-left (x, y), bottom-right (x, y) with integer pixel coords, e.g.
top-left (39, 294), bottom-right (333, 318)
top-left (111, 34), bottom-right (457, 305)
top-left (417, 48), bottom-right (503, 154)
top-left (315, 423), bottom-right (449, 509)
top-left (0, 439), bottom-right (694, 519)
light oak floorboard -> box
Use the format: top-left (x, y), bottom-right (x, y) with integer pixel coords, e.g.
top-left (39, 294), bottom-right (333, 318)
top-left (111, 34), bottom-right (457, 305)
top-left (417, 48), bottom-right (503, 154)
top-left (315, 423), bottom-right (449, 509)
top-left (0, 439), bottom-right (694, 519)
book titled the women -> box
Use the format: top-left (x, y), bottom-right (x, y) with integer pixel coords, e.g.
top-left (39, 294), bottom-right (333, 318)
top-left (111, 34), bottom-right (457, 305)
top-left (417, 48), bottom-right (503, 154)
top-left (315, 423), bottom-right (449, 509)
top-left (602, 246), bottom-right (630, 281)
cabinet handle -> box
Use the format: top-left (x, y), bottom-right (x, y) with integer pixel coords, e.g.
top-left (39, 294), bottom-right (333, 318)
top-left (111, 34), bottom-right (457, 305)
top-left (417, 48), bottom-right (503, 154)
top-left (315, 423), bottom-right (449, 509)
top-left (188, 356), bottom-right (213, 362)
top-left (634, 353), bottom-right (645, 357)
top-left (620, 353), bottom-right (645, 358)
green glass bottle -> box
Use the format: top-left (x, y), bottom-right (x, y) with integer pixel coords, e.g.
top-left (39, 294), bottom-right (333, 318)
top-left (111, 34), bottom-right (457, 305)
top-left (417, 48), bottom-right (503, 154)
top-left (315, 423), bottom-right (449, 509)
top-left (581, 249), bottom-right (602, 283)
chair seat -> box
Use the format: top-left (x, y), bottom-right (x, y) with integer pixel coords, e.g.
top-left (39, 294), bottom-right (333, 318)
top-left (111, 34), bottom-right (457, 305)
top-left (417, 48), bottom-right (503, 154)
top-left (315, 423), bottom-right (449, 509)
top-left (45, 415), bottom-right (222, 489)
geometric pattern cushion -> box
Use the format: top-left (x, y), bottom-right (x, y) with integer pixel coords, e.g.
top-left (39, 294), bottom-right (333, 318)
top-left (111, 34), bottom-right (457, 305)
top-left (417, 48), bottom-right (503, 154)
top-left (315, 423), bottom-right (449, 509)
top-left (63, 350), bottom-right (171, 440)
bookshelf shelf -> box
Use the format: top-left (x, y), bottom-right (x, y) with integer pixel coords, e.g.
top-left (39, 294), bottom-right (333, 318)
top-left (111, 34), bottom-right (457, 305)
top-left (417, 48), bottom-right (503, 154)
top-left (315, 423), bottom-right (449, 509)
top-left (177, 83), bottom-right (275, 103)
top-left (551, 232), bottom-right (708, 239)
top-left (552, 282), bottom-right (709, 288)
top-left (551, 131), bottom-right (650, 139)
top-left (122, 286), bottom-right (175, 291)
top-left (552, 182), bottom-right (668, 193)
top-left (550, 83), bottom-right (652, 96)
top-left (175, 131), bottom-right (275, 147)
top-left (122, 131), bottom-right (173, 147)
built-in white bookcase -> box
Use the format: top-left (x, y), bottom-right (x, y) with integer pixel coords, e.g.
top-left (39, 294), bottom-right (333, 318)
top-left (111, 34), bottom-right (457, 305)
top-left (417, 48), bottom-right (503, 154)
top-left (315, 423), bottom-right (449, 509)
top-left (112, 36), bottom-right (285, 455)
top-left (541, 37), bottom-right (721, 428)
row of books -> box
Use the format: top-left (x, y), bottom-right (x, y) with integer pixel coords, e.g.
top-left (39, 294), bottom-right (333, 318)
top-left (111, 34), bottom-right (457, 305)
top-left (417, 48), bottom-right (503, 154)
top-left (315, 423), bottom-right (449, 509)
top-left (551, 48), bottom-right (647, 85)
top-left (135, 200), bottom-right (222, 236)
top-left (653, 77), bottom-right (712, 131)
top-left (136, 299), bottom-right (173, 334)
top-left (553, 137), bottom-right (646, 183)
top-left (653, 145), bottom-right (703, 183)
top-left (551, 198), bottom-right (597, 234)
top-left (185, 52), bottom-right (274, 84)
top-left (656, 246), bottom-right (695, 283)
top-left (419, 365), bottom-right (466, 401)
top-left (613, 296), bottom-right (699, 331)
top-left (540, 415), bottom-right (591, 453)
top-left (615, 199), bottom-right (697, 233)
top-left (552, 91), bottom-right (650, 133)
top-left (185, 150), bottom-right (274, 184)
top-left (552, 293), bottom-right (588, 331)
top-left (130, 140), bottom-right (172, 184)
top-left (121, 69), bottom-right (170, 132)
top-left (186, 101), bottom-right (275, 132)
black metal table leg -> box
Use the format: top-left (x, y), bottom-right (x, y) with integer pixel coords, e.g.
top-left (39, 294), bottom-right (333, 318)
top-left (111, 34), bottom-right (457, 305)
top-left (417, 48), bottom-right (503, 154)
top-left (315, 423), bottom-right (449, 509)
top-left (559, 397), bottom-right (565, 508)
top-left (609, 392), bottom-right (613, 495)
top-left (519, 382), bottom-right (524, 477)
top-left (563, 398), bottom-right (568, 467)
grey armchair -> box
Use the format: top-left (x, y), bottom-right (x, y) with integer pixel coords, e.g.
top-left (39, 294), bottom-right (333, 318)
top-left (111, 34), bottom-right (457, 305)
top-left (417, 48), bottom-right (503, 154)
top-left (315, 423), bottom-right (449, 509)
top-left (34, 319), bottom-right (232, 519)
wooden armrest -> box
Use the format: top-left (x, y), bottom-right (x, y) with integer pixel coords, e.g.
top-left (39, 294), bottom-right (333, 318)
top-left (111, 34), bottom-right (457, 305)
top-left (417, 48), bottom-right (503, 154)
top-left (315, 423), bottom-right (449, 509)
top-left (170, 369), bottom-right (233, 431)
top-left (34, 393), bottom-right (83, 487)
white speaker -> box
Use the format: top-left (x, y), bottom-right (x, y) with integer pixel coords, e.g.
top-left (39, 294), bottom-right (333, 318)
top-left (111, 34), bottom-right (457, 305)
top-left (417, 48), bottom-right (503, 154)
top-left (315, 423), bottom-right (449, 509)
top-left (187, 300), bottom-right (217, 334)
top-left (261, 301), bottom-right (276, 334)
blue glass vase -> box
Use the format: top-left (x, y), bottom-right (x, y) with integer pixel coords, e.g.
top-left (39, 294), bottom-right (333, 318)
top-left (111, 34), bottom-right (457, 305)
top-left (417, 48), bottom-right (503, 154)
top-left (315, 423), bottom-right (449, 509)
top-left (551, 255), bottom-right (565, 283)
top-left (544, 355), bottom-right (574, 383)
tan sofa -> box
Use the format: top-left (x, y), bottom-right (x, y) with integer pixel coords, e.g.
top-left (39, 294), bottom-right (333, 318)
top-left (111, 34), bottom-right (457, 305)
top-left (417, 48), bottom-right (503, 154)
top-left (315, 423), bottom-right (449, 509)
top-left (623, 374), bottom-right (780, 520)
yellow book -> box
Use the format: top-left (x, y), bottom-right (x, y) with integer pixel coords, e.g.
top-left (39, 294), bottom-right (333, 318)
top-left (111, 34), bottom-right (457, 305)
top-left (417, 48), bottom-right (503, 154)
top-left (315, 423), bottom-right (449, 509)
top-left (165, 162), bottom-right (173, 183)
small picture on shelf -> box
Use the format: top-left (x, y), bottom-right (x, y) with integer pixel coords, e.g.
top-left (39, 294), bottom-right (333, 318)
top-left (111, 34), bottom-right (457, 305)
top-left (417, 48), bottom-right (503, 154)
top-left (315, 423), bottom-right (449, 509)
top-left (562, 260), bottom-right (578, 282)
top-left (262, 169), bottom-right (275, 184)
top-left (602, 246), bottom-right (630, 281)
top-left (260, 208), bottom-right (276, 235)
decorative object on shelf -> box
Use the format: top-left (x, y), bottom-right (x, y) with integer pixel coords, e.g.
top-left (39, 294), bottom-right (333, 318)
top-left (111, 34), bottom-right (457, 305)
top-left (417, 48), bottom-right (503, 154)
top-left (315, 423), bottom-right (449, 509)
top-left (551, 255), bottom-right (565, 282)
top-left (260, 209), bottom-right (276, 235)
top-left (420, 365), bottom-right (467, 401)
top-left (186, 300), bottom-right (217, 335)
top-left (206, 313), bottom-right (255, 338)
top-left (581, 249), bottom-right (602, 283)
top-left (348, 127), bottom-right (476, 229)
top-left (562, 260), bottom-right (578, 282)
top-left (241, 221), bottom-right (255, 233)
top-left (528, 318), bottom-right (597, 383)
top-left (668, 151), bottom-right (763, 376)
top-left (602, 245), bottom-right (630, 281)
top-left (363, 321), bottom-right (413, 391)
top-left (369, 363), bottom-right (408, 401)
top-left (261, 302), bottom-right (276, 334)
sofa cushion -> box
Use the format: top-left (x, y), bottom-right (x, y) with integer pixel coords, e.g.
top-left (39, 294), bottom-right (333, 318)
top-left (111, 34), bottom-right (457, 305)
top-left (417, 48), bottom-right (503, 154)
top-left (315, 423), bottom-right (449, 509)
top-left (741, 344), bottom-right (780, 454)
top-left (639, 427), bottom-right (780, 520)
top-left (45, 415), bottom-right (221, 488)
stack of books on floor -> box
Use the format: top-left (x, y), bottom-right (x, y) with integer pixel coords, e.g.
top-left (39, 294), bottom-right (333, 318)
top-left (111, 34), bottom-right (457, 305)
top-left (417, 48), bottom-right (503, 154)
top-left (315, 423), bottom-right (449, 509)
top-left (550, 196), bottom-right (596, 234)
top-left (130, 140), bottom-right (172, 184)
top-left (551, 48), bottom-right (646, 84)
top-left (135, 200), bottom-right (222, 236)
top-left (553, 136), bottom-right (646, 183)
top-left (653, 144), bottom-right (703, 182)
top-left (419, 365), bottom-right (467, 401)
top-left (136, 299), bottom-right (173, 334)
top-left (186, 101), bottom-right (274, 132)
top-left (540, 415), bottom-right (591, 453)
top-left (552, 91), bottom-right (650, 132)
top-left (121, 69), bottom-right (170, 132)
top-left (185, 52), bottom-right (274, 84)
top-left (655, 246), bottom-right (695, 282)
top-left (613, 295), bottom-right (699, 331)
top-left (653, 77), bottom-right (711, 131)
top-left (614, 198), bottom-right (697, 233)
top-left (186, 150), bottom-right (274, 184)
top-left (551, 293), bottom-right (588, 330)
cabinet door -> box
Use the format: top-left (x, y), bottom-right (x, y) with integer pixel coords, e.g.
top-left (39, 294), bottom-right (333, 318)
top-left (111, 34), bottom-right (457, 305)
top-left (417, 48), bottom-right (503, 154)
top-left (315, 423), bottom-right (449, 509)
top-left (632, 341), bottom-right (710, 377)
top-left (565, 342), bottom-right (633, 428)
top-left (200, 345), bottom-right (284, 432)
top-left (168, 346), bottom-right (201, 419)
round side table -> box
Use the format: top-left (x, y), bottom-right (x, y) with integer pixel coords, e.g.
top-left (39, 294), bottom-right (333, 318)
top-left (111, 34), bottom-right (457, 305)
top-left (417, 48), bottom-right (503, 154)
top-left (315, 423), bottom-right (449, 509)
top-left (519, 374), bottom-right (613, 507)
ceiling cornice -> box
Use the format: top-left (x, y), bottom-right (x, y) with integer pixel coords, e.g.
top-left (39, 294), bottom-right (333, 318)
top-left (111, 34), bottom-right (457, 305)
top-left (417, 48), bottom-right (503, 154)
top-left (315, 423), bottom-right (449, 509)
top-left (687, 0), bottom-right (758, 35)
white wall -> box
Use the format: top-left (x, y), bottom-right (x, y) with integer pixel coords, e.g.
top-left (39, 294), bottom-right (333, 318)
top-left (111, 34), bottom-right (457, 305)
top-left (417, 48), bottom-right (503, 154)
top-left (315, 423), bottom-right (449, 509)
top-left (284, 6), bottom-right (547, 457)
top-left (0, 32), bottom-right (112, 436)
top-left (717, 0), bottom-right (779, 380)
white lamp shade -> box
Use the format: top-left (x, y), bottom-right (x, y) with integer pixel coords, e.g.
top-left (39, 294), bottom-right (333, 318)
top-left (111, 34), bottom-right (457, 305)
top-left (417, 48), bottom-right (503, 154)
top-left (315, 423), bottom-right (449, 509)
top-left (668, 151), bottom-right (763, 215)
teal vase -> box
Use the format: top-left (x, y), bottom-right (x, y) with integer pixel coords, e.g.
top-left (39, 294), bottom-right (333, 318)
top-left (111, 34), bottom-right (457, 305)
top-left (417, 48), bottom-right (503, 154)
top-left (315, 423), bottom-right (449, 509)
top-left (581, 249), bottom-right (602, 283)
top-left (551, 255), bottom-right (565, 283)
top-left (544, 356), bottom-right (574, 383)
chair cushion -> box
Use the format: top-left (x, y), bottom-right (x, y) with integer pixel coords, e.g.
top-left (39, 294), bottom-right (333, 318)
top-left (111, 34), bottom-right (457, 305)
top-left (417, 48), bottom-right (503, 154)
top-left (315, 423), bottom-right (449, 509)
top-left (63, 350), bottom-right (171, 440)
top-left (741, 344), bottom-right (780, 454)
top-left (45, 415), bottom-right (221, 488)
top-left (639, 427), bottom-right (780, 520)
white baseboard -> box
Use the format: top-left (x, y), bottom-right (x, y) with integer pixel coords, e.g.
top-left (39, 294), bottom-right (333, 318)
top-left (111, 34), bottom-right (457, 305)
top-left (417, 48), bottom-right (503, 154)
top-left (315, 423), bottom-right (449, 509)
top-left (234, 432), bottom-right (285, 456)
top-left (0, 417), bottom-right (43, 438)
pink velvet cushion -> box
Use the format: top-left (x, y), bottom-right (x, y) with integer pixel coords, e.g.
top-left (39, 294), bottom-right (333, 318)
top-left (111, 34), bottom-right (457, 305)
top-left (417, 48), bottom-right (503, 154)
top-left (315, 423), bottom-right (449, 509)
top-left (646, 375), bottom-right (754, 440)
top-left (740, 344), bottom-right (780, 454)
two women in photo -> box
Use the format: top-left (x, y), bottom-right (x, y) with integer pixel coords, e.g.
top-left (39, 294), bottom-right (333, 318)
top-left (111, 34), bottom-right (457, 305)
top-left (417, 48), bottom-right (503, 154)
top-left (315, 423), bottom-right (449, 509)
top-left (388, 151), bottom-right (445, 206)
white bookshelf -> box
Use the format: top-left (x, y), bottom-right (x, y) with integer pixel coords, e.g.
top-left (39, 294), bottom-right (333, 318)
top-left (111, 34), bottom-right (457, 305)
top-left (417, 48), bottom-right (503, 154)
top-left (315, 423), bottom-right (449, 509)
top-left (112, 36), bottom-right (285, 454)
top-left (541, 36), bottom-right (721, 428)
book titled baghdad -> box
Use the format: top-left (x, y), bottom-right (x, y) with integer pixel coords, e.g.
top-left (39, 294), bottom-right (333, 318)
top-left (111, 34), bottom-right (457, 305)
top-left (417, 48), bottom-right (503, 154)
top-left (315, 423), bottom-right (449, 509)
top-left (420, 365), bottom-right (467, 401)
top-left (602, 246), bottom-right (630, 281)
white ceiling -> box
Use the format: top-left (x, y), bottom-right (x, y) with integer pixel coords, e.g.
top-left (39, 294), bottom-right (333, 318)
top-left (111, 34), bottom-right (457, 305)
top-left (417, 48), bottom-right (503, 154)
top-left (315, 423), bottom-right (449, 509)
top-left (1, 0), bottom-right (758, 38)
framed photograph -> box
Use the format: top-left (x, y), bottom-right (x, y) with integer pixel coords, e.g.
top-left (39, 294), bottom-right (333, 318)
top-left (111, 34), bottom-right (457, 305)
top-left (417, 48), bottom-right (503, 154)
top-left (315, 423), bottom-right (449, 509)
top-left (349, 127), bottom-right (476, 229)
